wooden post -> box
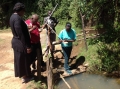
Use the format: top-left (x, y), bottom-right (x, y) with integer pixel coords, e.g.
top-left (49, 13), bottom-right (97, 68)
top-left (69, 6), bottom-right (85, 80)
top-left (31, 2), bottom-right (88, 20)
top-left (47, 26), bottom-right (53, 89)
top-left (37, 48), bottom-right (41, 80)
top-left (79, 9), bottom-right (88, 51)
top-left (47, 57), bottom-right (53, 89)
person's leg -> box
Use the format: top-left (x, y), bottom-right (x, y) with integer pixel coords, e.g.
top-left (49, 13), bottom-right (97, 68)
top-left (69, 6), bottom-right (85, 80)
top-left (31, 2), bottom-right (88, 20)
top-left (65, 46), bottom-right (72, 62)
top-left (13, 49), bottom-right (33, 83)
top-left (62, 47), bottom-right (70, 70)
top-left (26, 53), bottom-right (33, 77)
top-left (31, 43), bottom-right (37, 69)
top-left (62, 46), bottom-right (73, 74)
top-left (14, 50), bottom-right (24, 77)
top-left (37, 42), bottom-right (46, 66)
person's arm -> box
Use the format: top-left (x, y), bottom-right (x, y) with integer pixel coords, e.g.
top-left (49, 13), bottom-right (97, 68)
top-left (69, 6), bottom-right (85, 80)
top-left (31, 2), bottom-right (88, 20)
top-left (22, 22), bottom-right (32, 53)
top-left (64, 39), bottom-right (76, 42)
top-left (41, 23), bottom-right (47, 29)
top-left (58, 30), bottom-right (63, 43)
top-left (64, 29), bottom-right (76, 42)
top-left (29, 25), bottom-right (37, 32)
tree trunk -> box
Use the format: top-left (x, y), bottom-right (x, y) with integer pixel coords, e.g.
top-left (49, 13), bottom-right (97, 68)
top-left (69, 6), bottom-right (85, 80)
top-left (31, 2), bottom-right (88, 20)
top-left (79, 9), bottom-right (88, 51)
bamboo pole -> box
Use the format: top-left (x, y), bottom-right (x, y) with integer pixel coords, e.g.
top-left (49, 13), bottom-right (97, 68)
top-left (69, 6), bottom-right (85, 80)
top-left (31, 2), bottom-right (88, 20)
top-left (60, 74), bottom-right (72, 89)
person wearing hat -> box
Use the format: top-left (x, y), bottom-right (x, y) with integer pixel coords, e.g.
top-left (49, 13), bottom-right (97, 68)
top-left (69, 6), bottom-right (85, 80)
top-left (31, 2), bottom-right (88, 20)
top-left (59, 22), bottom-right (76, 75)
top-left (10, 2), bottom-right (33, 83)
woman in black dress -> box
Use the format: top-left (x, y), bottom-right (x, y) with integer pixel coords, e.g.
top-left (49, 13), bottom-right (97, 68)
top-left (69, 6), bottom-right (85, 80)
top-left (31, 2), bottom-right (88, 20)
top-left (10, 2), bottom-right (33, 83)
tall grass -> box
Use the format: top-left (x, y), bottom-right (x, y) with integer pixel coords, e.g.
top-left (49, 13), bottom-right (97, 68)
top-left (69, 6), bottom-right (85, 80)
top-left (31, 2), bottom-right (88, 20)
top-left (77, 42), bottom-right (101, 72)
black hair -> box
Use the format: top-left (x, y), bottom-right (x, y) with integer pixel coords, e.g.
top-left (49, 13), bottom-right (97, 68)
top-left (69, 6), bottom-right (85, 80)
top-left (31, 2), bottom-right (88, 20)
top-left (13, 2), bottom-right (25, 12)
top-left (66, 22), bottom-right (72, 27)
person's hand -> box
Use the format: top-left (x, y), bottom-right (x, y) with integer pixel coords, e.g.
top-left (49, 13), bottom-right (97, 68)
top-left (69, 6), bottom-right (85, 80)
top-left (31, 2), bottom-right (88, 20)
top-left (32, 25), bottom-right (37, 29)
top-left (29, 25), bottom-right (37, 32)
top-left (59, 40), bottom-right (63, 43)
top-left (28, 25), bottom-right (32, 29)
top-left (27, 48), bottom-right (31, 54)
top-left (63, 40), bottom-right (68, 42)
top-left (27, 23), bottom-right (32, 29)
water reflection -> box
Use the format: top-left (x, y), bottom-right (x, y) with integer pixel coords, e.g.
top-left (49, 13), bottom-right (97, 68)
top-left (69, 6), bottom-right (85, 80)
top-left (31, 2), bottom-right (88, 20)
top-left (58, 73), bottom-right (120, 89)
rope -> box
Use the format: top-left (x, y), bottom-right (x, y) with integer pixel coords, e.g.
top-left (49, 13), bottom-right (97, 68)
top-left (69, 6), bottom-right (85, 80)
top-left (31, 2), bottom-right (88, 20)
top-left (46, 23), bottom-right (62, 40)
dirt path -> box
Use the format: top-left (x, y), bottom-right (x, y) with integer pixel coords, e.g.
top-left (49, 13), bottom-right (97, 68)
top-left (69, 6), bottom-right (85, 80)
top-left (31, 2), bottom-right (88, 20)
top-left (0, 30), bottom-right (47, 89)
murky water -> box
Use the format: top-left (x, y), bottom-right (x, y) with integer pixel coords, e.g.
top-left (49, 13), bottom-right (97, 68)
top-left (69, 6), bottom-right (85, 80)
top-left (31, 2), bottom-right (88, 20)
top-left (58, 73), bottom-right (120, 89)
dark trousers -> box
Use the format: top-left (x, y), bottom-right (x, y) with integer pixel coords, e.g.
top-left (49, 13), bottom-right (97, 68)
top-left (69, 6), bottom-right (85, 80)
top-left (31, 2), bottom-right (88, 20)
top-left (62, 46), bottom-right (72, 70)
top-left (31, 42), bottom-right (45, 66)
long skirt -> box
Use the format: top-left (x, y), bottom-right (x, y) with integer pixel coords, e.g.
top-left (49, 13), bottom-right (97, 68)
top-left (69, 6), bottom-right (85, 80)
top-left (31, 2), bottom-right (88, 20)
top-left (13, 50), bottom-right (31, 78)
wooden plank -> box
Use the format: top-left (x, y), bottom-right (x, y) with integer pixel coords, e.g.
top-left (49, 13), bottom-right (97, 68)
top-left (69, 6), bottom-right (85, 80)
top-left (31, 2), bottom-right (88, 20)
top-left (60, 74), bottom-right (72, 89)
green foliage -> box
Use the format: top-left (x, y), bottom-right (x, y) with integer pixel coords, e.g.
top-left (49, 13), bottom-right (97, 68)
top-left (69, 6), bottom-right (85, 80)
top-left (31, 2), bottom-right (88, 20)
top-left (0, 0), bottom-right (95, 29)
top-left (78, 43), bottom-right (102, 72)
top-left (79, 39), bottom-right (120, 73)
top-left (97, 41), bottom-right (120, 73)
top-left (26, 80), bottom-right (47, 89)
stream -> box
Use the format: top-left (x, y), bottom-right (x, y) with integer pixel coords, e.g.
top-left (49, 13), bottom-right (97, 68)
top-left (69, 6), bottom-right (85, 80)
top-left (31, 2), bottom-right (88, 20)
top-left (58, 73), bottom-right (120, 89)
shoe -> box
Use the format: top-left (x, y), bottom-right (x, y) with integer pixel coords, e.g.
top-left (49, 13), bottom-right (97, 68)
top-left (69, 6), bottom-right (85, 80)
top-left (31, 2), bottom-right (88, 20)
top-left (62, 70), bottom-right (72, 76)
top-left (22, 76), bottom-right (34, 83)
top-left (66, 70), bottom-right (72, 75)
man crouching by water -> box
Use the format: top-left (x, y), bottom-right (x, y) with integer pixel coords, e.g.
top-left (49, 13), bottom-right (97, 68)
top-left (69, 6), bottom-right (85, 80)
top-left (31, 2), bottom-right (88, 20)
top-left (25, 14), bottom-right (46, 70)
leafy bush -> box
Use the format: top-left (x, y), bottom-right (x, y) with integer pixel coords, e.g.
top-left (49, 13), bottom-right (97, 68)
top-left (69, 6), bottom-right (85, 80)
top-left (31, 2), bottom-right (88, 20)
top-left (97, 41), bottom-right (120, 73)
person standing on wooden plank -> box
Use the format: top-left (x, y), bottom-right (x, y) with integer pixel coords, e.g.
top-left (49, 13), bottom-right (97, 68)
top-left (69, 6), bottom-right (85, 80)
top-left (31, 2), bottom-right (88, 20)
top-left (59, 22), bottom-right (76, 75)
top-left (10, 2), bottom-right (33, 83)
top-left (25, 14), bottom-right (46, 70)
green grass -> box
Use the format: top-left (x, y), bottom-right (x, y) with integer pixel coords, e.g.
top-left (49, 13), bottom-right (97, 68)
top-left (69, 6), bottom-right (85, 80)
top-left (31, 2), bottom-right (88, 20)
top-left (77, 42), bottom-right (101, 71)
top-left (78, 44), bottom-right (98, 61)
top-left (26, 80), bottom-right (47, 89)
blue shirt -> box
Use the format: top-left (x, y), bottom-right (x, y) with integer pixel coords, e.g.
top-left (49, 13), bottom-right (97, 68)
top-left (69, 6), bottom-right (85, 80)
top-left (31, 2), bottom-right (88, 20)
top-left (59, 29), bottom-right (76, 47)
